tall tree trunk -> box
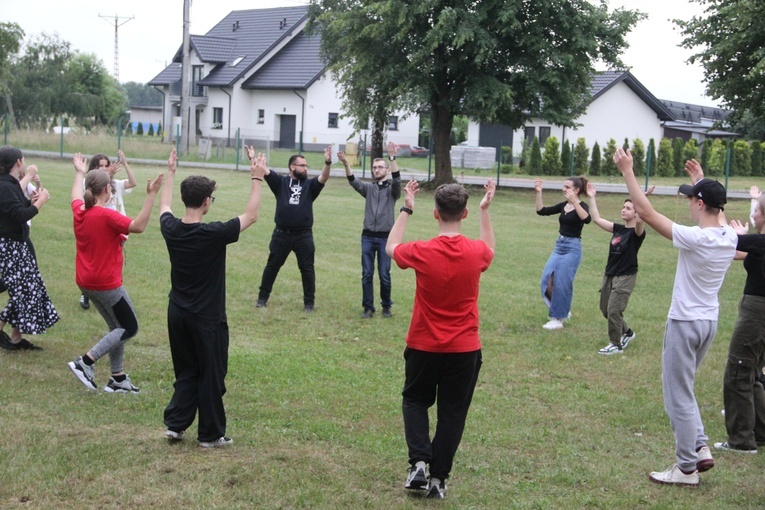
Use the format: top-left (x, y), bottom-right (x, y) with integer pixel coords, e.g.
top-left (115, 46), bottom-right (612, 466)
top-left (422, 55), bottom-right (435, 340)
top-left (3, 89), bottom-right (17, 129)
top-left (431, 100), bottom-right (454, 185)
top-left (370, 108), bottom-right (387, 161)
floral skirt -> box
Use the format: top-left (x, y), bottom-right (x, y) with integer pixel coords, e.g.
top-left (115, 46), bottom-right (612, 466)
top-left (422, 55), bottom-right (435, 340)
top-left (0, 237), bottom-right (59, 334)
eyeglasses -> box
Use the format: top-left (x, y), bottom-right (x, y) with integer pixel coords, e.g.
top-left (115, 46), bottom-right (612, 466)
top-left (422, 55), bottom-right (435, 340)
top-left (210, 196), bottom-right (216, 203)
top-left (293, 163), bottom-right (308, 168)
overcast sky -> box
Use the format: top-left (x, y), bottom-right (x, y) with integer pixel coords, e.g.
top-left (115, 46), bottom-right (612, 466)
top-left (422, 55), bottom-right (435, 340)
top-left (4, 0), bottom-right (717, 107)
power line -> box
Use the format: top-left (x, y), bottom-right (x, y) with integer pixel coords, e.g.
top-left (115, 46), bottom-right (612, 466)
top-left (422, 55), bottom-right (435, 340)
top-left (98, 13), bottom-right (134, 82)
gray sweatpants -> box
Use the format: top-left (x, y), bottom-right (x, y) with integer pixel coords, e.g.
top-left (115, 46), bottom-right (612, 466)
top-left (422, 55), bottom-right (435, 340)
top-left (662, 318), bottom-right (717, 473)
top-left (80, 286), bottom-right (138, 374)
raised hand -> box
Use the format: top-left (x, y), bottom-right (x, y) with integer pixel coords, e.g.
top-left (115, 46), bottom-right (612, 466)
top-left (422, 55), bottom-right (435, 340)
top-left (730, 218), bottom-right (749, 235)
top-left (684, 159), bottom-right (704, 184)
top-left (586, 182), bottom-right (596, 199)
top-left (480, 180), bottom-right (496, 210)
top-left (387, 141), bottom-right (397, 158)
top-left (167, 149), bottom-right (177, 174)
top-left (613, 147), bottom-right (634, 176)
top-left (146, 173), bottom-right (164, 194)
top-left (251, 152), bottom-right (267, 179)
top-left (750, 185), bottom-right (761, 200)
top-left (337, 150), bottom-right (347, 164)
top-left (73, 153), bottom-right (87, 174)
top-left (324, 145), bottom-right (332, 163)
top-left (534, 179), bottom-right (543, 193)
top-left (403, 180), bottom-right (419, 208)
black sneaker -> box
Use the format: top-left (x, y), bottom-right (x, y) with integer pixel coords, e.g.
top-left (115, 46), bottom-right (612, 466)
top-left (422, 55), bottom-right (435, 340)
top-left (405, 461), bottom-right (427, 490)
top-left (361, 309), bottom-right (374, 319)
top-left (0, 330), bottom-right (19, 350)
top-left (256, 299), bottom-right (267, 308)
top-left (104, 375), bottom-right (140, 393)
top-left (67, 357), bottom-right (97, 390)
top-left (80, 294), bottom-right (90, 310)
top-left (304, 304), bottom-right (314, 313)
top-left (382, 306), bottom-right (392, 318)
top-left (621, 329), bottom-right (636, 348)
top-left (426, 477), bottom-right (446, 499)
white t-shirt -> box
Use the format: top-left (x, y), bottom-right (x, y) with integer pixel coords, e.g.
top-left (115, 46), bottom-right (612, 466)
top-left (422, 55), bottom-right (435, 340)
top-left (107, 179), bottom-right (132, 215)
top-left (668, 223), bottom-right (737, 321)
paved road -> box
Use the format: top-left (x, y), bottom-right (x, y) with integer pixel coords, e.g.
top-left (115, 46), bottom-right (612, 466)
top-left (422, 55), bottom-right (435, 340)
top-left (25, 150), bottom-right (753, 200)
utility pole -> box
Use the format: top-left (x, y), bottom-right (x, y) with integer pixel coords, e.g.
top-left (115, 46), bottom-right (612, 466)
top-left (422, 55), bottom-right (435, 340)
top-left (180, 0), bottom-right (191, 154)
top-left (98, 13), bottom-right (134, 82)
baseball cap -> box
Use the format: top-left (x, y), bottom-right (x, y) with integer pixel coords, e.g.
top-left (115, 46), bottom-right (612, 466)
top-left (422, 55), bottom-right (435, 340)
top-left (678, 178), bottom-right (727, 211)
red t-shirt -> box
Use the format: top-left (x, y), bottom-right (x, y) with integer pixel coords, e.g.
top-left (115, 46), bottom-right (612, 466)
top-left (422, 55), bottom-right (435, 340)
top-left (394, 235), bottom-right (494, 353)
top-left (72, 199), bottom-right (133, 290)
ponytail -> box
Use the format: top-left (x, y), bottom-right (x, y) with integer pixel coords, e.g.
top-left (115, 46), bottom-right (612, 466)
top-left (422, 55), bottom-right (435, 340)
top-left (83, 169), bottom-right (110, 209)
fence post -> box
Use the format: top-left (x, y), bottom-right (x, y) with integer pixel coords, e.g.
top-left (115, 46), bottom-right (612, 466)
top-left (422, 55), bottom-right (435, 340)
top-left (117, 118), bottom-right (122, 152)
top-left (496, 139), bottom-right (502, 187)
top-left (725, 146), bottom-right (732, 190)
top-left (645, 150), bottom-right (651, 192)
top-left (175, 125), bottom-right (181, 157)
top-left (362, 134), bottom-right (367, 179)
top-left (235, 128), bottom-right (241, 171)
top-left (59, 116), bottom-right (64, 157)
top-left (3, 113), bottom-right (7, 146)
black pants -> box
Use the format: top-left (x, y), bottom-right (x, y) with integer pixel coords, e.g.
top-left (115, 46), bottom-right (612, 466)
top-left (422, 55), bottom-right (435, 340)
top-left (163, 302), bottom-right (229, 442)
top-left (258, 228), bottom-right (315, 306)
top-left (402, 347), bottom-right (482, 480)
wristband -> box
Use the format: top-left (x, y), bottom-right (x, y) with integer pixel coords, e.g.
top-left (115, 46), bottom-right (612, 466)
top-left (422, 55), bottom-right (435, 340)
top-left (400, 206), bottom-right (413, 215)
top-left (325, 160), bottom-right (332, 165)
top-left (252, 177), bottom-right (263, 181)
top-left (389, 156), bottom-right (396, 161)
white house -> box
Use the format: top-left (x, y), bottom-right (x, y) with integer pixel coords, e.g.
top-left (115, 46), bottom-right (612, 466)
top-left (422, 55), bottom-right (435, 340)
top-left (148, 6), bottom-right (419, 151)
top-left (466, 71), bottom-right (732, 158)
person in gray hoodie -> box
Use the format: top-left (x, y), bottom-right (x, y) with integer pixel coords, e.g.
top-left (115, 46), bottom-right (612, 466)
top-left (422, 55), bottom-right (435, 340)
top-left (339, 141), bottom-right (401, 318)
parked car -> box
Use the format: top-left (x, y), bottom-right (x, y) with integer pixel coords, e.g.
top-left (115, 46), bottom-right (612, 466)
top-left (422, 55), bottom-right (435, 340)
top-left (411, 145), bottom-right (430, 157)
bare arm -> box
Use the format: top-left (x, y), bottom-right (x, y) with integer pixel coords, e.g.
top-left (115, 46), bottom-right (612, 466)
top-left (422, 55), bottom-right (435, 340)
top-left (480, 179), bottom-right (496, 251)
top-left (19, 164), bottom-right (37, 192)
top-left (614, 148), bottom-right (674, 240)
top-left (585, 182), bottom-right (613, 232)
top-left (318, 145), bottom-right (332, 184)
top-left (159, 149), bottom-right (177, 215)
top-left (388, 141), bottom-right (400, 174)
top-left (71, 153), bottom-right (87, 203)
top-left (238, 153), bottom-right (267, 232)
top-left (118, 150), bottom-right (137, 189)
top-left (386, 180), bottom-right (418, 258)
top-left (534, 179), bottom-right (544, 212)
top-left (338, 150), bottom-right (353, 177)
top-left (128, 174), bottom-right (164, 233)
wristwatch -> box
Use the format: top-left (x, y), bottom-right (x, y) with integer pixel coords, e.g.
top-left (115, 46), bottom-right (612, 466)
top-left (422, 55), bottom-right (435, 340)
top-left (400, 206), bottom-right (413, 215)
top-left (388, 156), bottom-right (396, 161)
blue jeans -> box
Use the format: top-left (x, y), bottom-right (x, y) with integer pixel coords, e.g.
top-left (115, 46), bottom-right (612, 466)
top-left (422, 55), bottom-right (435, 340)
top-left (361, 236), bottom-right (392, 311)
top-left (540, 236), bottom-right (582, 319)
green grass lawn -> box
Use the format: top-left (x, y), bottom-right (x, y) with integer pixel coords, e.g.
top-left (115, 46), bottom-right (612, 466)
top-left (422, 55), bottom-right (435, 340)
top-left (1, 155), bottom-right (764, 509)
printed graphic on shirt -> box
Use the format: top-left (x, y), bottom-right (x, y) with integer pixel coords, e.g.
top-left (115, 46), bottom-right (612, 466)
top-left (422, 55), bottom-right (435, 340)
top-left (289, 181), bottom-right (302, 205)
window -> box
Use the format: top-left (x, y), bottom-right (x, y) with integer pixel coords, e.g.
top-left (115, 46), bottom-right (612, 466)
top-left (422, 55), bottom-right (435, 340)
top-left (231, 56), bottom-right (245, 67)
top-left (212, 108), bottom-right (223, 129)
top-left (539, 126), bottom-right (551, 146)
top-left (524, 126), bottom-right (535, 146)
top-left (328, 112), bottom-right (339, 129)
top-left (257, 109), bottom-right (264, 124)
top-left (388, 115), bottom-right (399, 131)
top-left (192, 65), bottom-right (205, 97)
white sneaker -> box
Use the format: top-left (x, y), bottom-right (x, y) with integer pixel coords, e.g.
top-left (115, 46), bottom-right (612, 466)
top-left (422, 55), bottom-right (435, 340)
top-left (199, 436), bottom-right (233, 448)
top-left (542, 319), bottom-right (564, 330)
top-left (405, 461), bottom-right (428, 490)
top-left (696, 446), bottom-right (714, 472)
top-left (598, 342), bottom-right (623, 355)
top-left (565, 311), bottom-right (572, 322)
top-left (648, 464), bottom-right (699, 487)
top-left (165, 429), bottom-right (185, 441)
top-left (621, 329), bottom-right (636, 348)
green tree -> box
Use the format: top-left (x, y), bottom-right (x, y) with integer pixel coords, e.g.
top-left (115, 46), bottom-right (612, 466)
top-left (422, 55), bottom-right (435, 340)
top-left (732, 140), bottom-right (752, 176)
top-left (657, 138), bottom-right (673, 177)
top-left (676, 2), bottom-right (765, 129)
top-left (632, 138), bottom-right (645, 177)
top-left (590, 141), bottom-right (601, 176)
top-left (542, 136), bottom-right (561, 176)
top-left (707, 139), bottom-right (725, 176)
top-left (622, 137), bottom-right (629, 151)
top-left (602, 138), bottom-right (618, 176)
top-left (136, 122), bottom-right (144, 135)
top-left (752, 141), bottom-right (763, 177)
top-left (560, 140), bottom-right (571, 176)
top-left (683, 139), bottom-right (698, 166)
top-left (0, 22), bottom-right (25, 127)
top-left (646, 138), bottom-right (657, 177)
top-left (573, 138), bottom-right (589, 175)
top-left (125, 121), bottom-right (133, 135)
top-left (157, 121), bottom-right (163, 137)
top-left (529, 137), bottom-right (542, 175)
top-left (312, 0), bottom-right (644, 184)
top-left (701, 138), bottom-right (713, 171)
top-left (147, 123), bottom-right (155, 136)
top-left (122, 81), bottom-right (162, 107)
top-left (671, 137), bottom-right (685, 177)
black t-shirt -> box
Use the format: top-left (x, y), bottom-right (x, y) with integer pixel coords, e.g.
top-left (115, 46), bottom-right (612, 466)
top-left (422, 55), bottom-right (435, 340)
top-left (737, 234), bottom-right (765, 298)
top-left (537, 201), bottom-right (591, 238)
top-left (265, 172), bottom-right (324, 230)
top-left (160, 212), bottom-right (240, 321)
top-left (604, 223), bottom-right (646, 276)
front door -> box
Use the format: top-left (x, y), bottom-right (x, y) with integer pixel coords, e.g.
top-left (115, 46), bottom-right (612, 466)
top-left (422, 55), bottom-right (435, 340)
top-left (279, 115), bottom-right (296, 149)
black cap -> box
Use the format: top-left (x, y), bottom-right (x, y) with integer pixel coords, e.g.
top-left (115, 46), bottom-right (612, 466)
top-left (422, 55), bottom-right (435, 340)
top-left (678, 178), bottom-right (727, 211)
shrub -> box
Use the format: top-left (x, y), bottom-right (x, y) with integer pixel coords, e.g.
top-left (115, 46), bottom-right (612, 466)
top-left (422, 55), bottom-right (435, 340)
top-left (501, 145), bottom-right (513, 164)
top-left (147, 123), bottom-right (155, 136)
top-left (707, 139), bottom-right (725, 176)
top-left (542, 136), bottom-right (561, 176)
top-left (529, 137), bottom-right (542, 175)
top-left (683, 139), bottom-right (698, 166)
top-left (752, 141), bottom-right (763, 177)
top-left (136, 122), bottom-right (144, 136)
top-left (574, 138), bottom-right (589, 175)
top-left (590, 142), bottom-right (601, 176)
top-left (125, 122), bottom-right (133, 136)
top-left (646, 138), bottom-right (657, 177)
top-left (701, 139), bottom-right (713, 171)
top-left (561, 140), bottom-right (571, 176)
top-left (732, 139), bottom-right (752, 176)
top-left (672, 137), bottom-right (685, 176)
top-left (632, 139), bottom-right (646, 177)
top-left (657, 138), bottom-right (673, 177)
top-left (602, 138), bottom-right (618, 176)
top-left (157, 121), bottom-right (163, 137)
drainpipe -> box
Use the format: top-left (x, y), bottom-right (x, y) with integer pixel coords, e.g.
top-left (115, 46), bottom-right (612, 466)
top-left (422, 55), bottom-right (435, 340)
top-left (153, 86), bottom-right (166, 142)
top-left (221, 87), bottom-right (232, 147)
top-left (293, 89), bottom-right (305, 153)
